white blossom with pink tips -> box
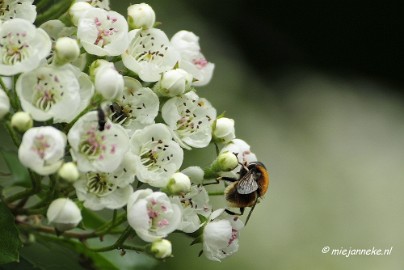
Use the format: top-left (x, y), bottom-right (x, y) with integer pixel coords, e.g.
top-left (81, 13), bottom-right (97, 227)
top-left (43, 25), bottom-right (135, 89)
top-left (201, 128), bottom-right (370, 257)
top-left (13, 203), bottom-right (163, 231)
top-left (171, 30), bottom-right (215, 86)
top-left (127, 189), bottom-right (182, 242)
top-left (18, 126), bottom-right (66, 175)
top-left (77, 7), bottom-right (128, 56)
top-left (203, 209), bottom-right (244, 261)
top-left (67, 111), bottom-right (129, 173)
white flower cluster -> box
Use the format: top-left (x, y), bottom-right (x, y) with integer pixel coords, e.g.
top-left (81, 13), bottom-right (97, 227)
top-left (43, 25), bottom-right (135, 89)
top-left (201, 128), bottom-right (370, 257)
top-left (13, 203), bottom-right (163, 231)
top-left (0, 0), bottom-right (261, 262)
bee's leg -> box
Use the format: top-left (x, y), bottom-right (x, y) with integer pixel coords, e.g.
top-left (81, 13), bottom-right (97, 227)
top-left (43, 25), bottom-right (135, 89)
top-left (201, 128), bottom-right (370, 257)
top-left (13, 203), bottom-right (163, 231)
top-left (225, 207), bottom-right (245, 216)
top-left (245, 195), bottom-right (259, 225)
top-left (218, 176), bottom-right (238, 182)
top-left (203, 176), bottom-right (237, 186)
top-left (202, 178), bottom-right (220, 186)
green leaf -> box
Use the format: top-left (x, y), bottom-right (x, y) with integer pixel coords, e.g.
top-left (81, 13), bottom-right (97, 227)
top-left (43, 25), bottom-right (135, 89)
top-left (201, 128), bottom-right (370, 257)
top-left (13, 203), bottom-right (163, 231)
top-left (81, 208), bottom-right (107, 230)
top-left (0, 149), bottom-right (30, 188)
top-left (5, 236), bottom-right (118, 270)
top-left (0, 200), bottom-right (22, 264)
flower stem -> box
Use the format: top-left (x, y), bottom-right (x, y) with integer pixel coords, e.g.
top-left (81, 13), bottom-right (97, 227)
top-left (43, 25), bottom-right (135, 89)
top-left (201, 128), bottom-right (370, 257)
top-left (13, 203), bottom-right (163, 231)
top-left (17, 219), bottom-right (124, 240)
top-left (5, 170), bottom-right (42, 204)
top-left (208, 191), bottom-right (224, 196)
top-left (93, 212), bottom-right (127, 237)
top-left (35, 0), bottom-right (54, 11)
top-left (0, 77), bottom-right (18, 112)
top-left (22, 174), bottom-right (59, 211)
top-left (3, 122), bottom-right (21, 147)
top-left (87, 225), bottom-right (134, 252)
top-left (120, 244), bottom-right (146, 252)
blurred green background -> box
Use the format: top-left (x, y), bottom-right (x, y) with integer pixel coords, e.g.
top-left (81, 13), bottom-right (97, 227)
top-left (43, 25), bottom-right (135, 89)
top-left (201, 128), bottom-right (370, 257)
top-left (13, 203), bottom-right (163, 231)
top-left (112, 1), bottom-right (404, 269)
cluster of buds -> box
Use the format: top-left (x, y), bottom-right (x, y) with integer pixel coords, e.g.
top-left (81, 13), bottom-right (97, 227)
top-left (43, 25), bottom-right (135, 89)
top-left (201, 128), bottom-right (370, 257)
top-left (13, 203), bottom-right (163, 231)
top-left (0, 0), bottom-right (264, 262)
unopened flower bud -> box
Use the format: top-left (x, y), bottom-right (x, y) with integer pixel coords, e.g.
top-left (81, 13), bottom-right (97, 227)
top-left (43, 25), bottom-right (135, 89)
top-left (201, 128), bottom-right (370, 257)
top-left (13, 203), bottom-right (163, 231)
top-left (217, 151), bottom-right (238, 171)
top-left (54, 37), bottom-right (80, 65)
top-left (150, 239), bottom-right (172, 259)
top-left (181, 166), bottom-right (204, 184)
top-left (157, 69), bottom-right (193, 97)
top-left (69, 2), bottom-right (92, 26)
top-left (205, 152), bottom-right (239, 178)
top-left (166, 172), bottom-right (191, 195)
top-left (0, 89), bottom-right (10, 120)
top-left (213, 117), bottom-right (235, 143)
top-left (11, 111), bottom-right (33, 132)
top-left (47, 198), bottom-right (82, 232)
top-left (127, 3), bottom-right (155, 30)
top-left (91, 60), bottom-right (124, 100)
top-left (58, 162), bottom-right (80, 183)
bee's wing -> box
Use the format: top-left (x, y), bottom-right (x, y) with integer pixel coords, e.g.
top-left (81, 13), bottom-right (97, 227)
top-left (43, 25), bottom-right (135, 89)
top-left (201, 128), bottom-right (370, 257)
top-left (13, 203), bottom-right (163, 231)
top-left (236, 171), bottom-right (259, 194)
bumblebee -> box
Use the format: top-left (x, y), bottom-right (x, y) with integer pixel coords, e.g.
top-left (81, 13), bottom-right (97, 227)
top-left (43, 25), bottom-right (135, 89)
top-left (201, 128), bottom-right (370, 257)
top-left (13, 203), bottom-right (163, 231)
top-left (222, 161), bottom-right (269, 224)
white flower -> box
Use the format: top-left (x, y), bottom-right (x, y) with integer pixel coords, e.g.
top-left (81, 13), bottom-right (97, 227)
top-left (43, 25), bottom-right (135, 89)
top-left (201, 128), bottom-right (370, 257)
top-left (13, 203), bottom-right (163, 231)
top-left (171, 30), bottom-right (214, 86)
top-left (0, 18), bottom-right (51, 76)
top-left (162, 91), bottom-right (216, 149)
top-left (219, 139), bottom-right (257, 179)
top-left (203, 209), bottom-right (244, 261)
top-left (74, 153), bottom-right (136, 210)
top-left (150, 239), bottom-right (172, 259)
top-left (105, 76), bottom-right (159, 135)
top-left (213, 117), bottom-right (235, 143)
top-left (0, 0), bottom-right (36, 23)
top-left (172, 185), bottom-right (211, 233)
top-left (127, 3), bottom-right (155, 30)
top-left (76, 0), bottom-right (110, 10)
top-left (16, 64), bottom-right (94, 123)
top-left (10, 111), bottom-right (33, 132)
top-left (165, 172), bottom-right (191, 195)
top-left (47, 198), bottom-right (82, 232)
top-left (0, 89), bottom-right (10, 119)
top-left (58, 162), bottom-right (80, 183)
top-left (130, 123), bottom-right (183, 187)
top-left (68, 111), bottom-right (129, 173)
top-left (155, 68), bottom-right (193, 97)
top-left (127, 189), bottom-right (182, 242)
top-left (77, 7), bottom-right (128, 56)
top-left (122, 28), bottom-right (180, 82)
top-left (18, 126), bottom-right (66, 175)
top-left (93, 60), bottom-right (124, 100)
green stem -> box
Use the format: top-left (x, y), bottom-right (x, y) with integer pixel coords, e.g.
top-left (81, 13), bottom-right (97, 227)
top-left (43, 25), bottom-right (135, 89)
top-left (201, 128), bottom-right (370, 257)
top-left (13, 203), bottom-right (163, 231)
top-left (87, 225), bottom-right (133, 252)
top-left (94, 212), bottom-right (127, 236)
top-left (0, 76), bottom-right (9, 92)
top-left (35, 0), bottom-right (74, 26)
top-left (208, 191), bottom-right (224, 196)
top-left (35, 0), bottom-right (54, 11)
top-left (17, 220), bottom-right (124, 240)
top-left (26, 174), bottom-right (58, 210)
top-left (4, 122), bottom-right (21, 147)
top-left (120, 244), bottom-right (146, 252)
top-left (0, 77), bottom-right (17, 111)
top-left (5, 170), bottom-right (42, 204)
